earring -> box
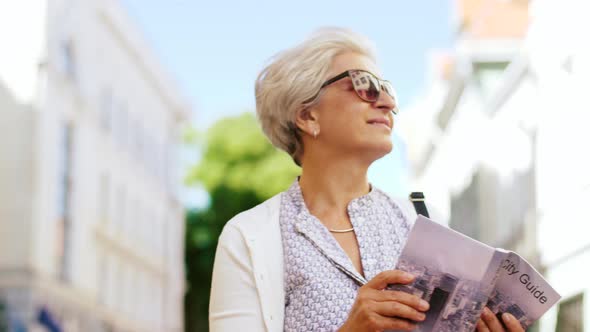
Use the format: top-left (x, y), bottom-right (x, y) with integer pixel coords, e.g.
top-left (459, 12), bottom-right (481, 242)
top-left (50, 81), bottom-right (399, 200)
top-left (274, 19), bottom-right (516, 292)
top-left (313, 129), bottom-right (318, 139)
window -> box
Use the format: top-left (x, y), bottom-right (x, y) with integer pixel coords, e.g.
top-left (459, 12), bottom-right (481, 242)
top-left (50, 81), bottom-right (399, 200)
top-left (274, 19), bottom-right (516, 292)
top-left (126, 197), bottom-right (136, 237)
top-left (450, 171), bottom-right (480, 239)
top-left (121, 265), bottom-right (129, 314)
top-left (100, 89), bottom-right (113, 133)
top-left (111, 259), bottom-right (121, 310)
top-left (56, 123), bottom-right (74, 282)
top-left (163, 138), bottom-right (171, 189)
top-left (161, 213), bottom-right (168, 262)
top-left (145, 135), bottom-right (155, 175)
top-left (144, 208), bottom-right (153, 251)
top-left (473, 61), bottom-right (509, 102)
top-left (155, 214), bottom-right (163, 254)
top-left (157, 140), bottom-right (166, 184)
top-left (57, 124), bottom-right (73, 217)
top-left (556, 293), bottom-right (584, 332)
top-left (126, 268), bottom-right (137, 317)
top-left (115, 185), bottom-right (126, 232)
top-left (135, 123), bottom-right (144, 160)
top-left (60, 40), bottom-right (77, 80)
top-left (99, 173), bottom-right (110, 223)
top-left (115, 101), bottom-right (129, 146)
top-left (97, 253), bottom-right (108, 305)
top-left (137, 203), bottom-right (147, 247)
top-left (128, 114), bottom-right (136, 155)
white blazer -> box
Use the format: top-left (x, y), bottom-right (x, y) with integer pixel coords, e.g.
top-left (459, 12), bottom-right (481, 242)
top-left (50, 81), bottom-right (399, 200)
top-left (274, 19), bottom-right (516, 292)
top-left (209, 192), bottom-right (443, 331)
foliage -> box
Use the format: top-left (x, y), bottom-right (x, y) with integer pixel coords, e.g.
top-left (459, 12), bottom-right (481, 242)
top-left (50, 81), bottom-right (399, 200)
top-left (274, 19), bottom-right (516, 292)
top-left (0, 300), bottom-right (7, 332)
top-left (183, 112), bottom-right (299, 331)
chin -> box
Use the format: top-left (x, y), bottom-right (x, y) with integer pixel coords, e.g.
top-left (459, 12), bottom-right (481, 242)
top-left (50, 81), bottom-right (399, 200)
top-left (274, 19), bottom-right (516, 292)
top-left (363, 141), bottom-right (393, 162)
top-left (377, 142), bottom-right (393, 157)
top-left (375, 137), bottom-right (393, 152)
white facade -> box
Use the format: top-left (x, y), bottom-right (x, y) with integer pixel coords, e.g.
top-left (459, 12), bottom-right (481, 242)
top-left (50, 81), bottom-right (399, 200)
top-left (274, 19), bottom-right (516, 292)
top-left (399, 33), bottom-right (533, 248)
top-left (400, 0), bottom-right (590, 330)
top-left (0, 0), bottom-right (189, 331)
top-left (528, 0), bottom-right (590, 330)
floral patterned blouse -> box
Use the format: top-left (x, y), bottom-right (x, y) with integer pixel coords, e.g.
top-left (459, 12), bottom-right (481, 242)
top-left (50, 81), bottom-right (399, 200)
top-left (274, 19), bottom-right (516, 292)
top-left (279, 179), bottom-right (413, 332)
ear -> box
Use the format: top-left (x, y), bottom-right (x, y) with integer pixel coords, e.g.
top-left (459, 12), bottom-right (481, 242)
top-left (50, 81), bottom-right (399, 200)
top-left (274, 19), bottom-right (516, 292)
top-left (294, 106), bottom-right (320, 136)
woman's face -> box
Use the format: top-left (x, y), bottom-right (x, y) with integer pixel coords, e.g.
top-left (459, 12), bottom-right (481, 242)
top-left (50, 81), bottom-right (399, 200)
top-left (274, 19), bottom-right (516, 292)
top-left (310, 51), bottom-right (397, 162)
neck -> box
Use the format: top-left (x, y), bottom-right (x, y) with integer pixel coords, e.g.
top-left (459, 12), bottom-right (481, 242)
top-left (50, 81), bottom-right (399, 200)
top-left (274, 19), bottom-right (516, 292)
top-left (298, 155), bottom-right (371, 220)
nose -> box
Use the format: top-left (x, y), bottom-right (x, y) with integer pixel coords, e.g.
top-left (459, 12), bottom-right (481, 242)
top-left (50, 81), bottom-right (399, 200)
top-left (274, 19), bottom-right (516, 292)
top-left (374, 88), bottom-right (397, 114)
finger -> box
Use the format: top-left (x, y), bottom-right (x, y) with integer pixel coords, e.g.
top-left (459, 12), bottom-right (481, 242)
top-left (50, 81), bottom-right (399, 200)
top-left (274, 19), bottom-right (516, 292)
top-left (365, 270), bottom-right (414, 290)
top-left (501, 313), bottom-right (525, 332)
top-left (371, 288), bottom-right (430, 312)
top-left (476, 318), bottom-right (491, 332)
top-left (481, 307), bottom-right (506, 332)
top-left (370, 313), bottom-right (417, 331)
top-left (373, 300), bottom-right (427, 323)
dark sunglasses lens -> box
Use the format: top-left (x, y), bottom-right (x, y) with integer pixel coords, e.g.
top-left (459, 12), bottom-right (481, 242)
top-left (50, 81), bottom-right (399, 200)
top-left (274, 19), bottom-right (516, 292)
top-left (351, 70), bottom-right (380, 102)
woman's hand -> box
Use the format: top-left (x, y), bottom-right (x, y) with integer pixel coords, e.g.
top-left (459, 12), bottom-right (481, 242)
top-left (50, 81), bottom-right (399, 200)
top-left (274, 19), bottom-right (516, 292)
top-left (476, 307), bottom-right (525, 332)
top-left (338, 270), bottom-right (430, 332)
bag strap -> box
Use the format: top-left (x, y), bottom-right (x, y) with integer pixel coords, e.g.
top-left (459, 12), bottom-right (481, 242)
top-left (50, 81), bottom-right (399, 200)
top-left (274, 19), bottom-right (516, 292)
top-left (409, 192), bottom-right (430, 218)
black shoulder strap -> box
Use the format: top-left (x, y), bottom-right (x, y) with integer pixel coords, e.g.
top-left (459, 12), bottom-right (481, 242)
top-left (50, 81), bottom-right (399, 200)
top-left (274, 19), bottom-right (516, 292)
top-left (409, 192), bottom-right (430, 218)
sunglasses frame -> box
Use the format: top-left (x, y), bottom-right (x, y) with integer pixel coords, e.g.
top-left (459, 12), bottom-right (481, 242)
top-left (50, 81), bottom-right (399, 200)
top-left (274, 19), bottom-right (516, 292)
top-left (318, 69), bottom-right (399, 114)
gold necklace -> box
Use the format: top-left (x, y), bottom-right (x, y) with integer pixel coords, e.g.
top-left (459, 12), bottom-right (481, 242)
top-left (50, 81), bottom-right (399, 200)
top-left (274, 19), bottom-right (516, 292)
top-left (329, 227), bottom-right (354, 233)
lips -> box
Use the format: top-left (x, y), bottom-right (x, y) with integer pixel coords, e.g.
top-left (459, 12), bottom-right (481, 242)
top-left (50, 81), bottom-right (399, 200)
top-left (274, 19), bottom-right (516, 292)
top-left (367, 118), bottom-right (392, 130)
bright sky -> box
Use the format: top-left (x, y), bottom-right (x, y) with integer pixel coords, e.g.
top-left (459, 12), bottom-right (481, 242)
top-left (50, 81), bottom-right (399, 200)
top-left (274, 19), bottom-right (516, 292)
top-left (121, 0), bottom-right (454, 200)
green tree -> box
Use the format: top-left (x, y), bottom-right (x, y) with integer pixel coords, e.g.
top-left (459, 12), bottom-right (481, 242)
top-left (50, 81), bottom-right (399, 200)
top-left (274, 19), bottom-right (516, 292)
top-left (183, 112), bottom-right (299, 331)
top-left (0, 300), bottom-right (7, 332)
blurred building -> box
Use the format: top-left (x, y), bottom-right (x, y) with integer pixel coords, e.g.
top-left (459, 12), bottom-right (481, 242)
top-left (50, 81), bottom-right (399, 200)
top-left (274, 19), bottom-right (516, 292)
top-left (0, 1), bottom-right (189, 331)
top-left (400, 0), bottom-right (590, 331)
top-left (399, 0), bottom-right (535, 253)
top-left (527, 0), bottom-right (590, 330)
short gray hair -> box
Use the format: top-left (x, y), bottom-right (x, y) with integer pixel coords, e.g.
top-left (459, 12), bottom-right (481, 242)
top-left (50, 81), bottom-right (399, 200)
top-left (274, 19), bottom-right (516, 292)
top-left (255, 27), bottom-right (378, 166)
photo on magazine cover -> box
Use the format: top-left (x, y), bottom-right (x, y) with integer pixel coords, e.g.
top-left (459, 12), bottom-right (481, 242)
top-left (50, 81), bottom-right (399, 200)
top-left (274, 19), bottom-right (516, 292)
top-left (387, 216), bottom-right (505, 332)
top-left (392, 252), bottom-right (505, 331)
top-left (486, 288), bottom-right (533, 327)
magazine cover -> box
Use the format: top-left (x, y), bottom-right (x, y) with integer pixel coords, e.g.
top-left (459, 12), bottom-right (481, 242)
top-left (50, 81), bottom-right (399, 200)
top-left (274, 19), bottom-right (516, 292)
top-left (388, 215), bottom-right (560, 331)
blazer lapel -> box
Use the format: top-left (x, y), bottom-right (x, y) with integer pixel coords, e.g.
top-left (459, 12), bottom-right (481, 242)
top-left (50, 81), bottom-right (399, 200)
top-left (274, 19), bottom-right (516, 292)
top-left (245, 193), bottom-right (285, 331)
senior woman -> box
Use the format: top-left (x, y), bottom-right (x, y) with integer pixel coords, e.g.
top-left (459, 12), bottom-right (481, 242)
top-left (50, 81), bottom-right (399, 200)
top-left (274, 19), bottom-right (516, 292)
top-left (209, 28), bottom-right (523, 332)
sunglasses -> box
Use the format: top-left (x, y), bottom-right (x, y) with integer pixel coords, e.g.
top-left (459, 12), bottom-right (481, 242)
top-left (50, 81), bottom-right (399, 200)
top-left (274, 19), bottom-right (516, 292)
top-left (316, 69), bottom-right (399, 114)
